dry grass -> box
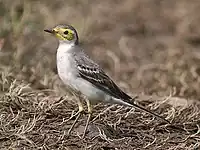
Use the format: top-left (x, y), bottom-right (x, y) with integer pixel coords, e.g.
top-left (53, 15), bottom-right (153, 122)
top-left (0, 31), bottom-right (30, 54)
top-left (0, 0), bottom-right (200, 149)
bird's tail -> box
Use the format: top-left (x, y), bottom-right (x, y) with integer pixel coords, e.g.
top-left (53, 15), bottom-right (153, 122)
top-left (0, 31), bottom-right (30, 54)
top-left (130, 101), bottom-right (171, 124)
top-left (112, 97), bottom-right (170, 124)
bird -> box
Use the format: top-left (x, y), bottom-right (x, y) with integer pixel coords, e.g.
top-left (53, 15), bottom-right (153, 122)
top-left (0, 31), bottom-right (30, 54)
top-left (44, 24), bottom-right (170, 138)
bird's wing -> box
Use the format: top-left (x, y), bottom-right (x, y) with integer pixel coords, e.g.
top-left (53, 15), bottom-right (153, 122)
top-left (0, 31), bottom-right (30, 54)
top-left (74, 51), bottom-right (133, 103)
top-left (74, 51), bottom-right (171, 124)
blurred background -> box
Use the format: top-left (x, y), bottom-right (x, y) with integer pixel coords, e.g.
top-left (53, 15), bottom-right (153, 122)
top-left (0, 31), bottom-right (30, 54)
top-left (1, 0), bottom-right (200, 100)
top-left (1, 0), bottom-right (200, 149)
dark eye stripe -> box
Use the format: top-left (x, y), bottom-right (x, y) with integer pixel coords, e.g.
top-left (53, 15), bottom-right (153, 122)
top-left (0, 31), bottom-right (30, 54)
top-left (64, 30), bottom-right (68, 34)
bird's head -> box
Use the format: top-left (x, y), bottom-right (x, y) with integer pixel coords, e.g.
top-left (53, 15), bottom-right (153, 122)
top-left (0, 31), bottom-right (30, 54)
top-left (44, 24), bottom-right (79, 45)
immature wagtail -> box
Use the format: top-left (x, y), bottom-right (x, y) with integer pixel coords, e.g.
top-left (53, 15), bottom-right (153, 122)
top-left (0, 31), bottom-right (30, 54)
top-left (44, 24), bottom-right (170, 138)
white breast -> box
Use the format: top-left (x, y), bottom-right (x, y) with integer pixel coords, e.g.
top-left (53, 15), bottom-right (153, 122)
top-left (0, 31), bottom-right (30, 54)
top-left (56, 43), bottom-right (78, 90)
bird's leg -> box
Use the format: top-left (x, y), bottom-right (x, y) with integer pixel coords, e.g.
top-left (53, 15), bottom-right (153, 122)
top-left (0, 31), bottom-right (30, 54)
top-left (67, 98), bottom-right (84, 135)
top-left (66, 98), bottom-right (84, 121)
top-left (82, 99), bottom-right (92, 138)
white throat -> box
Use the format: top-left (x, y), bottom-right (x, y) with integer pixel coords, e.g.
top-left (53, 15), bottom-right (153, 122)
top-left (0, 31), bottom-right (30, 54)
top-left (57, 42), bottom-right (75, 53)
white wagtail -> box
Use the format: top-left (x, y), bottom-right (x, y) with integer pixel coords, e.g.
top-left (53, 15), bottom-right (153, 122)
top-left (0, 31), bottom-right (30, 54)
top-left (44, 24), bottom-right (170, 138)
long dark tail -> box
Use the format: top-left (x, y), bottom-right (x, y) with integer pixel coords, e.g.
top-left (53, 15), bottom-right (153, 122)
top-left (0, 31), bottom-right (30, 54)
top-left (131, 102), bottom-right (171, 124)
top-left (112, 95), bottom-right (170, 124)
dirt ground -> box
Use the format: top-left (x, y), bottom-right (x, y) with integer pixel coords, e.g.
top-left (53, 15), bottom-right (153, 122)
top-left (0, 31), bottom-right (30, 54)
top-left (0, 0), bottom-right (200, 149)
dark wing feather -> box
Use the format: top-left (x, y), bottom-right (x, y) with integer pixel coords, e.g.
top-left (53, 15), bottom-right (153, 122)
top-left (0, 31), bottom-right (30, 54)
top-left (74, 51), bottom-right (132, 103)
top-left (73, 50), bottom-right (171, 124)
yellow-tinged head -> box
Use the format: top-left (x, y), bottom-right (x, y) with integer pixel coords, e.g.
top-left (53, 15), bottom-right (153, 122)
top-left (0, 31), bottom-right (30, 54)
top-left (44, 24), bottom-right (79, 44)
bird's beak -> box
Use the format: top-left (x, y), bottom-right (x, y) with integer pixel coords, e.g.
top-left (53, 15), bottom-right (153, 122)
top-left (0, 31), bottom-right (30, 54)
top-left (44, 29), bottom-right (54, 34)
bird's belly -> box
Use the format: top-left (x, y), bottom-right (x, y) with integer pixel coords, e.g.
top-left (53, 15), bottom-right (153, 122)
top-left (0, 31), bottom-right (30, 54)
top-left (58, 72), bottom-right (109, 104)
top-left (58, 70), bottom-right (79, 91)
top-left (75, 78), bottom-right (111, 104)
top-left (57, 65), bottom-right (79, 92)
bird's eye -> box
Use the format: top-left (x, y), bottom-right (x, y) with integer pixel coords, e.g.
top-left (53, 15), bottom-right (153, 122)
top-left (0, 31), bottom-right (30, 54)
top-left (64, 30), bottom-right (68, 35)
